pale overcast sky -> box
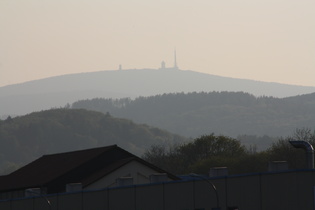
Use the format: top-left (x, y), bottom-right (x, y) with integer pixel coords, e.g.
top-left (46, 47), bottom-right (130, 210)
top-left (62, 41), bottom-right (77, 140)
top-left (1, 0), bottom-right (315, 87)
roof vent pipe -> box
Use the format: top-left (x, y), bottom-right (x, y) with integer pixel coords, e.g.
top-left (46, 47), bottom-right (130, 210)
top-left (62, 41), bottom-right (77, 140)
top-left (289, 140), bottom-right (314, 169)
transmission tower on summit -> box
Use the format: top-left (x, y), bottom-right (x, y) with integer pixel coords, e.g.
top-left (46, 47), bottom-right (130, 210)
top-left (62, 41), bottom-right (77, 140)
top-left (174, 49), bottom-right (178, 69)
top-left (159, 49), bottom-right (179, 70)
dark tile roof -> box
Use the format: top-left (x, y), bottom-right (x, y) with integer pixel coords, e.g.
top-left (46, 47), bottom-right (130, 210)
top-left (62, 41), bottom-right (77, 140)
top-left (0, 145), bottom-right (178, 194)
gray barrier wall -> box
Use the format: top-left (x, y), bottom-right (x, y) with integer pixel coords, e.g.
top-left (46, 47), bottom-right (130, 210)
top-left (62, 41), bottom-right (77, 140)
top-left (1, 170), bottom-right (314, 210)
top-left (135, 183), bottom-right (164, 210)
top-left (226, 174), bottom-right (261, 209)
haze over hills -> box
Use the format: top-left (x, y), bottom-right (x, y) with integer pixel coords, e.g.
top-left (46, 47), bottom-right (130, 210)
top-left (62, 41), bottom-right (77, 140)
top-left (72, 91), bottom-right (315, 141)
top-left (0, 109), bottom-right (187, 174)
top-left (1, 68), bottom-right (315, 116)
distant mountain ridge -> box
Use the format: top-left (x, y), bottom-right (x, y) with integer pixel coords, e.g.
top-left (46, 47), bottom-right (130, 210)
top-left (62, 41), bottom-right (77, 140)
top-left (71, 91), bottom-right (315, 139)
top-left (1, 68), bottom-right (315, 116)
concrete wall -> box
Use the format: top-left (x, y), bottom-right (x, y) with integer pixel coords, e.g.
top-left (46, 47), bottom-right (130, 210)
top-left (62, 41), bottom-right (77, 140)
top-left (1, 170), bottom-right (315, 210)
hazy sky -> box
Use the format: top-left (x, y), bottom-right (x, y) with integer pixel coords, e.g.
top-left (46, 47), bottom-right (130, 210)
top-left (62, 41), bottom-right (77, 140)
top-left (1, 0), bottom-right (315, 87)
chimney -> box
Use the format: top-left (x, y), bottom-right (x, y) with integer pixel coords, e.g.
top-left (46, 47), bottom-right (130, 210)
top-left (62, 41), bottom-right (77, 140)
top-left (150, 173), bottom-right (168, 183)
top-left (66, 183), bottom-right (82, 192)
top-left (268, 161), bottom-right (289, 172)
top-left (25, 188), bottom-right (42, 197)
top-left (209, 167), bottom-right (228, 177)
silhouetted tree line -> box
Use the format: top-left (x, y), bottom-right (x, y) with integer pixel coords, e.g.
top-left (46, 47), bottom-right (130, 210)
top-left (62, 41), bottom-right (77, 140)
top-left (71, 91), bottom-right (315, 139)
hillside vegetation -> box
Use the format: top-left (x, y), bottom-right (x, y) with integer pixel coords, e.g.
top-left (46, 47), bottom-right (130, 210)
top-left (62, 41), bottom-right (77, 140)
top-left (71, 91), bottom-right (315, 138)
top-left (143, 130), bottom-right (315, 175)
top-left (0, 109), bottom-right (187, 174)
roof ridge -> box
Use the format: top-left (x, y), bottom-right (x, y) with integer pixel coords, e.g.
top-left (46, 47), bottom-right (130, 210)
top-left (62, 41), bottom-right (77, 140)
top-left (42, 145), bottom-right (118, 157)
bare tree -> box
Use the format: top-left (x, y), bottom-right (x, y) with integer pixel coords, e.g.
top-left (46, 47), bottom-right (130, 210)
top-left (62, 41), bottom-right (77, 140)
top-left (291, 128), bottom-right (315, 142)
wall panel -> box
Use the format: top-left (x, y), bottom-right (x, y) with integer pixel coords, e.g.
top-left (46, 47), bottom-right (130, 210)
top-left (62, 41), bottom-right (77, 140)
top-left (58, 192), bottom-right (82, 210)
top-left (164, 182), bottom-right (194, 210)
top-left (108, 187), bottom-right (135, 210)
top-left (135, 184), bottom-right (164, 210)
top-left (11, 198), bottom-right (33, 210)
top-left (261, 172), bottom-right (297, 210)
top-left (226, 175), bottom-right (261, 210)
top-left (0, 200), bottom-right (11, 210)
top-left (82, 190), bottom-right (108, 210)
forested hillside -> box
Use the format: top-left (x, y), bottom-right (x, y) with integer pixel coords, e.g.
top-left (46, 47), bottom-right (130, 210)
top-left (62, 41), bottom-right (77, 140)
top-left (0, 109), bottom-right (187, 174)
top-left (71, 91), bottom-right (315, 138)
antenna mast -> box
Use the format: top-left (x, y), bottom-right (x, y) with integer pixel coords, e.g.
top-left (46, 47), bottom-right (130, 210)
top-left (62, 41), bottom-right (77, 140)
top-left (174, 49), bottom-right (178, 69)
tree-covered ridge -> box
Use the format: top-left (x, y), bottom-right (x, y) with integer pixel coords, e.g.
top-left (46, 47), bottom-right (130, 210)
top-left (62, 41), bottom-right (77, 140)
top-left (0, 109), bottom-right (187, 174)
top-left (71, 91), bottom-right (315, 138)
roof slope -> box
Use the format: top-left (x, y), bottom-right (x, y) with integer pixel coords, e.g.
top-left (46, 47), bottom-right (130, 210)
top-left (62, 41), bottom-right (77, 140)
top-left (0, 145), bottom-right (178, 193)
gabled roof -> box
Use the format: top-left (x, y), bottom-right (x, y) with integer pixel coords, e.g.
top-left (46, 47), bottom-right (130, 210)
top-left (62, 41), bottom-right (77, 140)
top-left (0, 145), bottom-right (179, 193)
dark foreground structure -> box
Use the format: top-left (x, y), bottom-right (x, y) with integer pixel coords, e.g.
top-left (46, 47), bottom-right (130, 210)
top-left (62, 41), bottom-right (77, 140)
top-left (0, 146), bottom-right (315, 210)
top-left (1, 169), bottom-right (315, 209)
